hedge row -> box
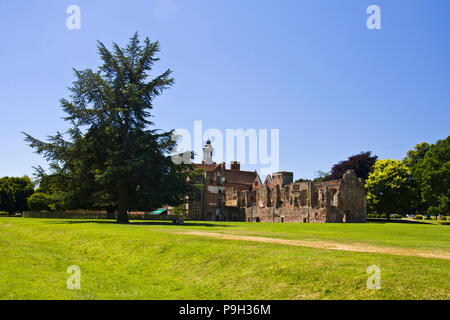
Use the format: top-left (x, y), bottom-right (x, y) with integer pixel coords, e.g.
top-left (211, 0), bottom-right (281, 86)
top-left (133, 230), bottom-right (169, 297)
top-left (22, 211), bottom-right (172, 220)
top-left (367, 214), bottom-right (403, 219)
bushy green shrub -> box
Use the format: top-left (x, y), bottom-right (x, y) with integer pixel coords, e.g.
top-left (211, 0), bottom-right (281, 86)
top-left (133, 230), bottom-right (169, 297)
top-left (0, 211), bottom-right (10, 216)
top-left (381, 214), bottom-right (387, 219)
top-left (27, 193), bottom-right (51, 211)
top-left (392, 214), bottom-right (402, 219)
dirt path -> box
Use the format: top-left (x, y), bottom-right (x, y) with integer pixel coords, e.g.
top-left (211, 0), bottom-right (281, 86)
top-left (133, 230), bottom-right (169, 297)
top-left (173, 231), bottom-right (450, 260)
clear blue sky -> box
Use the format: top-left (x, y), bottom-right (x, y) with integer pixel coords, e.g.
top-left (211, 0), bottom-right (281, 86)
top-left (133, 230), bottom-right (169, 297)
top-left (0, 0), bottom-right (449, 180)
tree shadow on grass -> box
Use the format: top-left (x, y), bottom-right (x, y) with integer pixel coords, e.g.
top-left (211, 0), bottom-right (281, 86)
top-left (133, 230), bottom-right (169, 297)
top-left (367, 218), bottom-right (447, 225)
top-left (45, 219), bottom-right (233, 228)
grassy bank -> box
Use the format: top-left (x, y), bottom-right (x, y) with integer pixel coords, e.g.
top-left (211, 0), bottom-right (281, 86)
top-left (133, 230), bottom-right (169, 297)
top-left (0, 218), bottom-right (448, 299)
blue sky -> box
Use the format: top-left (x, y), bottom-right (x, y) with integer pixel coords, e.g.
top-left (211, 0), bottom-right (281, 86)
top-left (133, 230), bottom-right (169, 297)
top-left (0, 0), bottom-right (449, 180)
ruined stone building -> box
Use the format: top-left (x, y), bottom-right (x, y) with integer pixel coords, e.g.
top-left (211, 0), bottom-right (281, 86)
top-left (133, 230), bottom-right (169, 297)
top-left (185, 140), bottom-right (367, 223)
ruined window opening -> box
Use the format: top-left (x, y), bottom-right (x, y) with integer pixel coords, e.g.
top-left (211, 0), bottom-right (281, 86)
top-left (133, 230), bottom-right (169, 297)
top-left (281, 217), bottom-right (285, 223)
top-left (329, 188), bottom-right (337, 207)
top-left (299, 190), bottom-right (308, 206)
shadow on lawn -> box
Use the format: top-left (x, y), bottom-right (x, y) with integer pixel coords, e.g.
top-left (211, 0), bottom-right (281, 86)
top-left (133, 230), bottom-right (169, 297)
top-left (46, 220), bottom-right (233, 228)
top-left (367, 218), bottom-right (447, 225)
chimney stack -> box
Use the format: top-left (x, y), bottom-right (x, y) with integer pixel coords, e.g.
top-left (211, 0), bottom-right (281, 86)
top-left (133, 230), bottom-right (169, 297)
top-left (230, 161), bottom-right (240, 171)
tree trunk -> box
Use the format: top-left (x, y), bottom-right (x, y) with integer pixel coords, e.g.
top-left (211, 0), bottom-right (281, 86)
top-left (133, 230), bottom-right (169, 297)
top-left (117, 184), bottom-right (129, 223)
top-left (106, 206), bottom-right (116, 219)
top-left (117, 207), bottom-right (129, 223)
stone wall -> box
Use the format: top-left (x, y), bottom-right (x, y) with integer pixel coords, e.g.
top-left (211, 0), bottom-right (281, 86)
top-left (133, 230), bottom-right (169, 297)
top-left (245, 207), bottom-right (310, 223)
top-left (243, 170), bottom-right (366, 223)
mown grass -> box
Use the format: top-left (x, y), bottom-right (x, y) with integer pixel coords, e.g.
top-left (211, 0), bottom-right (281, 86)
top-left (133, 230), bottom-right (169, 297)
top-left (0, 218), bottom-right (448, 300)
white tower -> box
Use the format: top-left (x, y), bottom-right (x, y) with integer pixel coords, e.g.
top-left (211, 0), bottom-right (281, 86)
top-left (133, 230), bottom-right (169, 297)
top-left (202, 139), bottom-right (214, 165)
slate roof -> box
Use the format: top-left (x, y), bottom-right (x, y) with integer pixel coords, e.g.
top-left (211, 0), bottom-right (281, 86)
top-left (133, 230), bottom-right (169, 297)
top-left (193, 163), bottom-right (222, 171)
top-left (224, 169), bottom-right (258, 186)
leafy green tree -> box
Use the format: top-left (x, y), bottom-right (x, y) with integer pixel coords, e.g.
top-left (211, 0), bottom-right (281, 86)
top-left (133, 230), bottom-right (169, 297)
top-left (365, 159), bottom-right (413, 220)
top-left (427, 195), bottom-right (449, 218)
top-left (414, 136), bottom-right (450, 216)
top-left (24, 33), bottom-right (192, 223)
top-left (7, 176), bottom-right (34, 212)
top-left (0, 178), bottom-right (15, 214)
top-left (403, 142), bottom-right (431, 214)
top-left (403, 142), bottom-right (431, 168)
top-left (171, 204), bottom-right (186, 217)
top-left (32, 169), bottom-right (67, 211)
top-left (27, 193), bottom-right (52, 212)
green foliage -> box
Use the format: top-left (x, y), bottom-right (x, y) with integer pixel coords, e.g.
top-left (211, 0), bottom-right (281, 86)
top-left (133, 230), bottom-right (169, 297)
top-left (403, 142), bottom-right (432, 169)
top-left (313, 170), bottom-right (330, 183)
top-left (295, 178), bottom-right (311, 183)
top-left (171, 204), bottom-right (186, 218)
top-left (365, 159), bottom-right (413, 219)
top-left (403, 137), bottom-right (449, 216)
top-left (23, 33), bottom-right (192, 223)
top-left (33, 171), bottom-right (67, 211)
top-left (27, 193), bottom-right (52, 212)
top-left (0, 178), bottom-right (15, 213)
top-left (7, 176), bottom-right (34, 212)
top-left (415, 137), bottom-right (450, 216)
top-left (413, 215), bottom-right (423, 220)
top-left (0, 176), bottom-right (35, 213)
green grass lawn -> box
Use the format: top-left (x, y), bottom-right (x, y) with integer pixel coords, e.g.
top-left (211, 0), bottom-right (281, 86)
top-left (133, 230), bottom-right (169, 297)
top-left (0, 218), bottom-right (449, 300)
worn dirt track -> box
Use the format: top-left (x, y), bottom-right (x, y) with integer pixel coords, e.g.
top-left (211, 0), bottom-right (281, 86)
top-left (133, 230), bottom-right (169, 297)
top-left (173, 231), bottom-right (450, 260)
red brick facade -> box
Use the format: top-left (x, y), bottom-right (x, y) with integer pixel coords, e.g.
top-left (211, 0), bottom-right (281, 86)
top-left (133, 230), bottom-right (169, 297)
top-left (185, 141), bottom-right (366, 223)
